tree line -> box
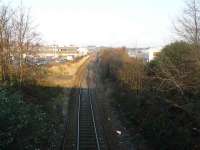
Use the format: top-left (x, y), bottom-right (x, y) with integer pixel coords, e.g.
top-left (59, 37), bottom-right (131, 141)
top-left (98, 42), bottom-right (200, 150)
top-left (0, 2), bottom-right (66, 149)
top-left (98, 0), bottom-right (200, 149)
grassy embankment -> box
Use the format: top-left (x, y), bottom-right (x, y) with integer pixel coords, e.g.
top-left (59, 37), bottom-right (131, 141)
top-left (0, 56), bottom-right (89, 149)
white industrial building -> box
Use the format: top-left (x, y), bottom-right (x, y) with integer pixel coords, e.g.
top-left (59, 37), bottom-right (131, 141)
top-left (147, 47), bottom-right (162, 61)
top-left (128, 46), bottom-right (163, 62)
top-left (77, 47), bottom-right (89, 56)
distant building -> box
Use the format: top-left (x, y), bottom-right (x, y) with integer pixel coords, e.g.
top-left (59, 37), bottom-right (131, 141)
top-left (77, 47), bottom-right (89, 56)
top-left (127, 47), bottom-right (149, 60)
top-left (58, 49), bottom-right (79, 60)
top-left (147, 47), bottom-right (162, 61)
top-left (58, 46), bottom-right (78, 52)
top-left (87, 45), bottom-right (97, 52)
top-left (127, 46), bottom-right (162, 62)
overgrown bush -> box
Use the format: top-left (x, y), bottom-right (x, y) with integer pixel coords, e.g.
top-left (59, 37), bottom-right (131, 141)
top-left (98, 44), bottom-right (200, 150)
top-left (0, 86), bottom-right (64, 149)
top-left (0, 88), bottom-right (46, 149)
top-left (148, 42), bottom-right (200, 102)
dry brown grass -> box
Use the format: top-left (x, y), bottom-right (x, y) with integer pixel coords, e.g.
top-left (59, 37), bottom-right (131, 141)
top-left (38, 56), bottom-right (90, 88)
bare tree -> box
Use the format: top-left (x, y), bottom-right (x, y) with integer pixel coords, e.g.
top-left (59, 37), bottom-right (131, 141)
top-left (174, 0), bottom-right (200, 45)
top-left (0, 1), bottom-right (39, 86)
top-left (12, 4), bottom-right (39, 86)
top-left (0, 3), bottom-right (13, 83)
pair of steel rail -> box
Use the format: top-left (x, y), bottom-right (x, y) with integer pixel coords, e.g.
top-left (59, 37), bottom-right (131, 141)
top-left (76, 81), bottom-right (100, 150)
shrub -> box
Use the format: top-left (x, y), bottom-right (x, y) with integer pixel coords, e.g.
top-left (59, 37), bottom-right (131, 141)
top-left (0, 87), bottom-right (64, 149)
top-left (0, 88), bottom-right (48, 149)
top-left (150, 42), bottom-right (200, 102)
top-left (99, 44), bottom-right (200, 150)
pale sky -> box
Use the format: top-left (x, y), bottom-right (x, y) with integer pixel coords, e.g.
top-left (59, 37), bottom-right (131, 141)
top-left (7, 0), bottom-right (185, 47)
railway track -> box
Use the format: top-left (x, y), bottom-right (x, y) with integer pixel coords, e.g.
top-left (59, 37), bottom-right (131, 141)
top-left (64, 57), bottom-right (107, 150)
top-left (77, 85), bottom-right (101, 150)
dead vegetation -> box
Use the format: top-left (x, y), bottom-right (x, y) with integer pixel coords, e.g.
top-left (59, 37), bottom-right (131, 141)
top-left (37, 56), bottom-right (89, 88)
top-left (98, 45), bottom-right (200, 150)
